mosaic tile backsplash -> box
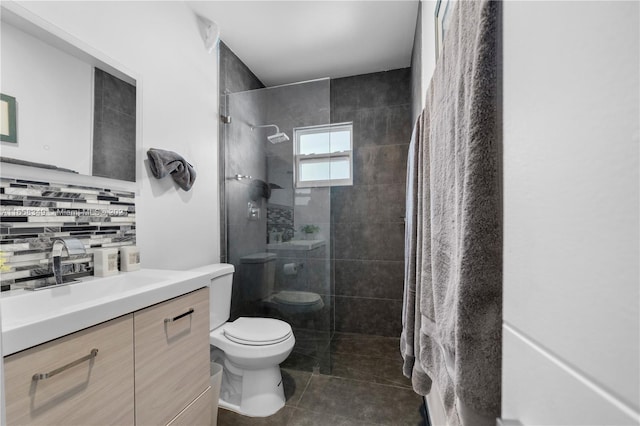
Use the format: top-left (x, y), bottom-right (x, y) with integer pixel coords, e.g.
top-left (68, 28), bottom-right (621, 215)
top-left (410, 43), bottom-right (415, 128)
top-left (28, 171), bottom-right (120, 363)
top-left (267, 203), bottom-right (294, 238)
top-left (0, 177), bottom-right (136, 291)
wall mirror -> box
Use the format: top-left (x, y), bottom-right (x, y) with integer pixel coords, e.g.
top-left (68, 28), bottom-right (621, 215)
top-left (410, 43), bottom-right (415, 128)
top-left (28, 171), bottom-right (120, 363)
top-left (0, 3), bottom-right (140, 185)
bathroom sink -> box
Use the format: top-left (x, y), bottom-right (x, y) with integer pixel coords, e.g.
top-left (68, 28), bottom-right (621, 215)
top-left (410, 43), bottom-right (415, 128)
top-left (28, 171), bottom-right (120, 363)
top-left (267, 239), bottom-right (325, 251)
top-left (0, 269), bottom-right (210, 356)
top-left (24, 275), bottom-right (80, 290)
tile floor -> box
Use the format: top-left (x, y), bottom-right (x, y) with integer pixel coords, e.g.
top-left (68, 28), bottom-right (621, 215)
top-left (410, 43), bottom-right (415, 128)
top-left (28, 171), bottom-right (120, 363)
top-left (217, 332), bottom-right (426, 425)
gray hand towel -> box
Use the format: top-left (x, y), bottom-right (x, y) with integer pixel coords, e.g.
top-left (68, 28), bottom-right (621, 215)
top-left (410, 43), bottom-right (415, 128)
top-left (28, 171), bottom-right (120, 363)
top-left (249, 179), bottom-right (271, 201)
top-left (146, 148), bottom-right (196, 191)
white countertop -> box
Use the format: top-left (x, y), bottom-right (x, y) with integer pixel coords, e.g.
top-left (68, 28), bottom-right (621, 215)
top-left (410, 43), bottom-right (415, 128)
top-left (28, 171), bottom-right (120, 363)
top-left (0, 269), bottom-right (209, 356)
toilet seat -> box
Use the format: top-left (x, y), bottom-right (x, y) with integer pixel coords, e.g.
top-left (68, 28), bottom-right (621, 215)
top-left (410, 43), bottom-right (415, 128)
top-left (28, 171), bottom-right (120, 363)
top-left (273, 290), bottom-right (322, 306)
top-left (224, 317), bottom-right (292, 346)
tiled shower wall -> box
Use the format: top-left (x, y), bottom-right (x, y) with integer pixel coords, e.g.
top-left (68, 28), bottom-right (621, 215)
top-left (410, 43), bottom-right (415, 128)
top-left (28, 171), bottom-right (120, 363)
top-left (218, 41), bottom-right (268, 319)
top-left (218, 41), bottom-right (265, 266)
top-left (330, 68), bottom-right (412, 337)
top-left (0, 177), bottom-right (136, 291)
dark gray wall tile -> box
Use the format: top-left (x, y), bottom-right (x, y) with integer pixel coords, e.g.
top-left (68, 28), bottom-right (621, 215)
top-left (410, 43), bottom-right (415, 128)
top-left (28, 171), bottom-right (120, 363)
top-left (334, 260), bottom-right (404, 299)
top-left (333, 222), bottom-right (404, 261)
top-left (329, 69), bottom-right (411, 337)
top-left (306, 258), bottom-right (331, 295)
top-left (219, 41), bottom-right (264, 93)
top-left (334, 296), bottom-right (403, 337)
top-left (330, 68), bottom-right (412, 114)
top-left (218, 41), bottom-right (265, 263)
top-left (385, 104), bottom-right (413, 146)
top-left (367, 183), bottom-right (407, 223)
top-left (353, 144), bottom-right (410, 186)
top-left (331, 184), bottom-right (406, 224)
top-left (331, 185), bottom-right (368, 224)
top-left (330, 332), bottom-right (402, 360)
top-left (333, 104), bottom-right (412, 148)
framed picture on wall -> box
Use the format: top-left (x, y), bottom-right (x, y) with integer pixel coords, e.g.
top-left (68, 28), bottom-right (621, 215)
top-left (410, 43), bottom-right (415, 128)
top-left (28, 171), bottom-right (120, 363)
top-left (435, 0), bottom-right (455, 60)
top-left (1, 93), bottom-right (17, 144)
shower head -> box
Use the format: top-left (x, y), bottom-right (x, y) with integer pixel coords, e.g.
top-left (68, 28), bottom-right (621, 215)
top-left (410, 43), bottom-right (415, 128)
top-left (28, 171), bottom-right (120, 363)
top-left (251, 124), bottom-right (290, 144)
top-left (267, 132), bottom-right (290, 144)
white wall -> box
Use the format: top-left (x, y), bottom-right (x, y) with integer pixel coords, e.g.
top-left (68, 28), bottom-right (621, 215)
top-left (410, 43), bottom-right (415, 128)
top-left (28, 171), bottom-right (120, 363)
top-left (14, 1), bottom-right (221, 269)
top-left (420, 0), bottom-right (437, 109)
top-left (502, 1), bottom-right (639, 424)
top-left (0, 22), bottom-right (92, 174)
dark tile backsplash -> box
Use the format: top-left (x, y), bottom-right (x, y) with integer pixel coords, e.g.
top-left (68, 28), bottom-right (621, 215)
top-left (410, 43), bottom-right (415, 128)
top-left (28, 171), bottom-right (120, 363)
top-left (0, 178), bottom-right (136, 291)
top-left (330, 68), bottom-right (411, 337)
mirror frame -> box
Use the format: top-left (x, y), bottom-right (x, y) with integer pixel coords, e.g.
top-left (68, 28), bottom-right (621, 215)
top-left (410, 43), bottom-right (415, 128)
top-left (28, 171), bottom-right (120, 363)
top-left (0, 1), bottom-right (142, 194)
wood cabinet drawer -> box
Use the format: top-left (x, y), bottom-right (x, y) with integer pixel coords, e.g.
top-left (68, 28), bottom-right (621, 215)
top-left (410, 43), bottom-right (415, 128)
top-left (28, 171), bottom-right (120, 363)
top-left (134, 288), bottom-right (210, 426)
top-left (4, 314), bottom-right (134, 426)
top-left (167, 386), bottom-right (212, 426)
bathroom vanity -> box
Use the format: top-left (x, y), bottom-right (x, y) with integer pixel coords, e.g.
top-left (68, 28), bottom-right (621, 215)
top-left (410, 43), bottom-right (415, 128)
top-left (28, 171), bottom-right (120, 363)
top-left (1, 270), bottom-right (211, 425)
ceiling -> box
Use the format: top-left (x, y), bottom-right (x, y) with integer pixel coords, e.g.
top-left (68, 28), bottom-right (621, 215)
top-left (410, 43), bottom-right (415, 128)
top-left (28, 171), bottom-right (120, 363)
top-left (187, 1), bottom-right (420, 87)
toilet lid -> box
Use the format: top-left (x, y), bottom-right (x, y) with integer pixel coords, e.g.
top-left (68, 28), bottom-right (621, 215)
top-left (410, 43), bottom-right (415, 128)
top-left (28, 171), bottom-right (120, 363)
top-left (224, 317), bottom-right (292, 346)
top-left (274, 291), bottom-right (322, 306)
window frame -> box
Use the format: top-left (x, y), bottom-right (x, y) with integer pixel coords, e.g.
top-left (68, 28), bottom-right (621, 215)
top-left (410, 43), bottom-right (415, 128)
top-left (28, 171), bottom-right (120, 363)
top-left (293, 122), bottom-right (353, 188)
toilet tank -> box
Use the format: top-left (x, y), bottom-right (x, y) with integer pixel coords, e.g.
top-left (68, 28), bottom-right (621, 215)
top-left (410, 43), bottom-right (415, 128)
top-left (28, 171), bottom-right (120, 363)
top-left (189, 263), bottom-right (235, 330)
top-left (239, 252), bottom-right (277, 301)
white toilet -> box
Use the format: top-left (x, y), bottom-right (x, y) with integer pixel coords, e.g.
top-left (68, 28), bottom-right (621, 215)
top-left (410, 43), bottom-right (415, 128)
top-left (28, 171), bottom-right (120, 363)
top-left (191, 263), bottom-right (295, 417)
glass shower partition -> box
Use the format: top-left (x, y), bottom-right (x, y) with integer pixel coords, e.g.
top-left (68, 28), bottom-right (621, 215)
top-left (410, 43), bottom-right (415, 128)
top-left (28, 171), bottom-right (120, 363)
top-left (223, 79), bottom-right (333, 374)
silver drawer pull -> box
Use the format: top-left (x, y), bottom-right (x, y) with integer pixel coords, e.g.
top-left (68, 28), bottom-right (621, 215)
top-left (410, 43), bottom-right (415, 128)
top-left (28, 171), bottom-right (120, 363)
top-left (164, 308), bottom-right (194, 324)
top-left (32, 348), bottom-right (99, 381)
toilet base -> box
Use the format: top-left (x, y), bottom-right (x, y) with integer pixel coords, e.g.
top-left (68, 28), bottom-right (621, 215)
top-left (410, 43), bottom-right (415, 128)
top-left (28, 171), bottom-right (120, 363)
top-left (218, 364), bottom-right (286, 417)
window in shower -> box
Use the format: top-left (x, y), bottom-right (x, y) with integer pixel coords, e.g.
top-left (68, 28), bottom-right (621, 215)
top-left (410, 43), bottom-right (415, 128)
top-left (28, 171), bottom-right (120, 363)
top-left (293, 122), bottom-right (353, 188)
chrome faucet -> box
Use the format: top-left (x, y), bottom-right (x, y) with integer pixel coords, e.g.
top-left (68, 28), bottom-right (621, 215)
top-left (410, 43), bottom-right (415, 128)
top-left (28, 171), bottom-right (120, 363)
top-left (51, 238), bottom-right (86, 285)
